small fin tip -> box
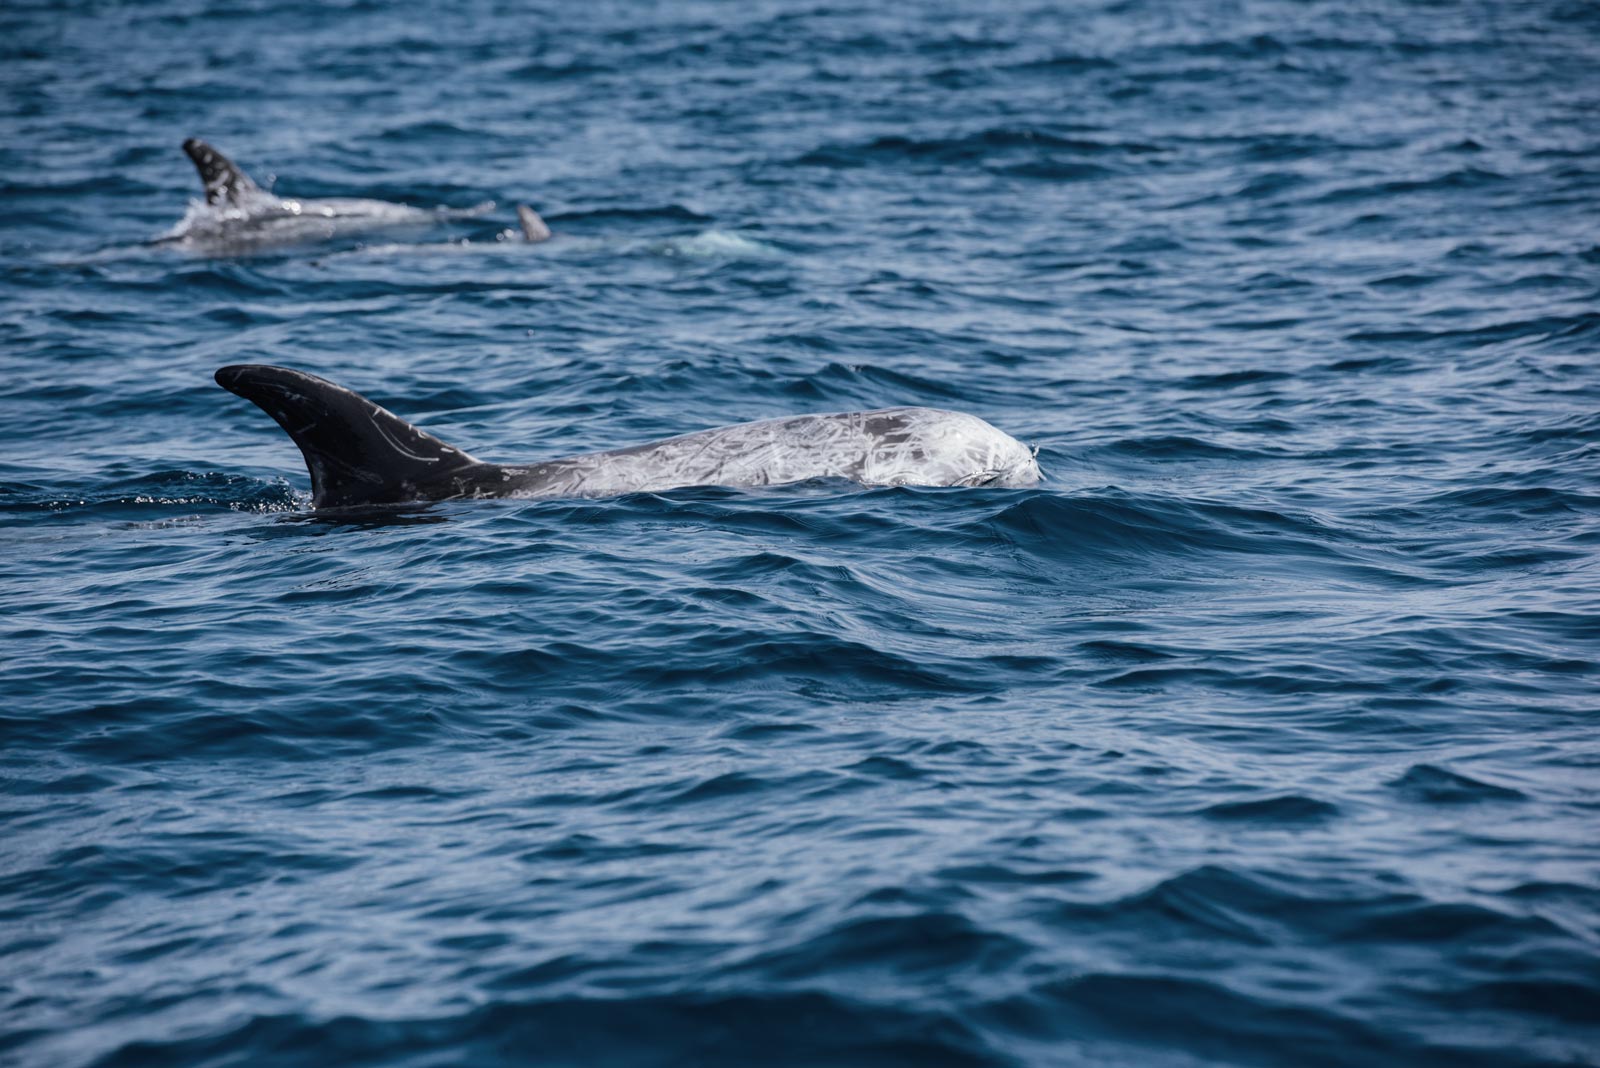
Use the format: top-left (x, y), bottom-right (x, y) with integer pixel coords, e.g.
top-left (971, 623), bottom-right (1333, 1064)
top-left (517, 204), bottom-right (552, 243)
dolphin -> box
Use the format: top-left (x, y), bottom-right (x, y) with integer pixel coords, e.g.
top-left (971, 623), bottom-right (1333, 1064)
top-left (167, 139), bottom-right (549, 249)
top-left (215, 365), bottom-right (1041, 508)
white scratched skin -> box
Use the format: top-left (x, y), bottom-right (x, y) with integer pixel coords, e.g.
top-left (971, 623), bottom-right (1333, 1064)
top-left (490, 408), bottom-right (1043, 499)
top-left (167, 191), bottom-right (466, 247)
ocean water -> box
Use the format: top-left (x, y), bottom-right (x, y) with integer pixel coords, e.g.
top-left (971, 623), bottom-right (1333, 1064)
top-left (3, 0), bottom-right (1599, 1065)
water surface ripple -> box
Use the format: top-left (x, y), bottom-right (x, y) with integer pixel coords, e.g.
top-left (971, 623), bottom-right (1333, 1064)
top-left (3, 1), bottom-right (1598, 1066)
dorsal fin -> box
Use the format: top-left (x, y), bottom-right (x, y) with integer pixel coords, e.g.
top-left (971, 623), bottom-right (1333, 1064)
top-left (182, 138), bottom-right (265, 207)
top-left (215, 365), bottom-right (493, 509)
top-left (516, 204), bottom-right (551, 243)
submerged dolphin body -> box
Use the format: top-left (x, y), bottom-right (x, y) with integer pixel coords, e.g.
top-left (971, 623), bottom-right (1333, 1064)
top-left (215, 365), bottom-right (1041, 509)
top-left (167, 139), bottom-right (547, 249)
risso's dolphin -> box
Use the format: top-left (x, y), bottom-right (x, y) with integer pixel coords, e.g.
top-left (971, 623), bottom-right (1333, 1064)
top-left (215, 365), bottom-right (1041, 508)
top-left (165, 139), bottom-right (549, 249)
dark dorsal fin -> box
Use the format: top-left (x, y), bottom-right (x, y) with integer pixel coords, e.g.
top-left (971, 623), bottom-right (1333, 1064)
top-left (183, 138), bottom-right (265, 206)
top-left (215, 365), bottom-right (494, 509)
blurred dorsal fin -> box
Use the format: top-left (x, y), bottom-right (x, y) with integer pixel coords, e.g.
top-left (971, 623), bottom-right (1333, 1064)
top-left (182, 138), bottom-right (264, 206)
top-left (517, 204), bottom-right (551, 243)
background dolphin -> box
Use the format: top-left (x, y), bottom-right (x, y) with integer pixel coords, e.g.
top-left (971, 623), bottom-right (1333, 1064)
top-left (215, 365), bottom-right (1041, 508)
top-left (167, 139), bottom-right (547, 249)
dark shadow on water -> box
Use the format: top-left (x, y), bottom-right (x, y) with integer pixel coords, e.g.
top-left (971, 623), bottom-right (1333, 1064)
top-left (254, 502), bottom-right (454, 536)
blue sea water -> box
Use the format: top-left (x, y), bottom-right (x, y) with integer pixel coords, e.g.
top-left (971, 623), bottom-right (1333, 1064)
top-left (3, 0), bottom-right (1599, 1064)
